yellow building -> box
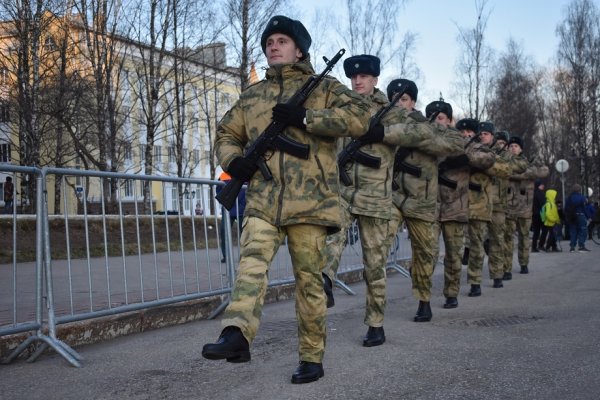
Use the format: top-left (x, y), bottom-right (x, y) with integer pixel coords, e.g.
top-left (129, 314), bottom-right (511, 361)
top-left (0, 11), bottom-right (240, 216)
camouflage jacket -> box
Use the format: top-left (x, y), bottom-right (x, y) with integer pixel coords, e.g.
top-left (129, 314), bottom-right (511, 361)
top-left (469, 145), bottom-right (506, 221)
top-left (215, 59), bottom-right (370, 230)
top-left (339, 88), bottom-right (396, 220)
top-left (438, 139), bottom-right (495, 223)
top-left (382, 110), bottom-right (464, 222)
top-left (489, 145), bottom-right (528, 213)
top-left (507, 158), bottom-right (550, 219)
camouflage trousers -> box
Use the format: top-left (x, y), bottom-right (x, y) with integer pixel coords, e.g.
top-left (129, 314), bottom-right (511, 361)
top-left (323, 199), bottom-right (395, 327)
top-left (406, 217), bottom-right (435, 302)
top-left (467, 219), bottom-right (489, 285)
top-left (487, 211), bottom-right (506, 279)
top-left (505, 217), bottom-right (531, 270)
top-left (222, 216), bottom-right (327, 363)
top-left (442, 221), bottom-right (467, 298)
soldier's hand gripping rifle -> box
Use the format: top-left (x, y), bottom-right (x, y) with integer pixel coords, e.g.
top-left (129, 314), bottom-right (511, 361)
top-left (337, 89), bottom-right (406, 186)
top-left (216, 49), bottom-right (346, 210)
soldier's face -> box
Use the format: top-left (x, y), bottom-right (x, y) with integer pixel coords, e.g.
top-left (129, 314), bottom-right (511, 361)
top-left (496, 140), bottom-right (507, 148)
top-left (265, 33), bottom-right (302, 66)
top-left (350, 74), bottom-right (377, 96)
top-left (509, 143), bottom-right (522, 155)
top-left (480, 131), bottom-right (494, 145)
top-left (461, 129), bottom-right (475, 138)
top-left (434, 113), bottom-right (452, 127)
top-left (395, 93), bottom-right (415, 111)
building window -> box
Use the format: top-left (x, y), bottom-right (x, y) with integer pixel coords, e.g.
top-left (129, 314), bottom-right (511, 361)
top-left (154, 145), bottom-right (162, 163)
top-left (139, 144), bottom-right (145, 162)
top-left (0, 103), bottom-right (9, 123)
top-left (168, 145), bottom-right (176, 163)
top-left (193, 149), bottom-right (200, 165)
top-left (171, 186), bottom-right (178, 211)
top-left (0, 142), bottom-right (10, 163)
top-left (124, 143), bottom-right (132, 162)
top-left (123, 179), bottom-right (133, 197)
top-left (182, 148), bottom-right (188, 164)
top-left (0, 67), bottom-right (8, 85)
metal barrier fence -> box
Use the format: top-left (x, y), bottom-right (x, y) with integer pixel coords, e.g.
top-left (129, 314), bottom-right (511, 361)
top-left (0, 165), bottom-right (412, 367)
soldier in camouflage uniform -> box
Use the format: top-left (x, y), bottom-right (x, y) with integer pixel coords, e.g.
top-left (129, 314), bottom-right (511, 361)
top-left (381, 80), bottom-right (463, 322)
top-left (466, 122), bottom-right (507, 297)
top-left (202, 15), bottom-right (371, 384)
top-left (488, 131), bottom-right (528, 288)
top-left (438, 118), bottom-right (495, 308)
top-left (425, 100), bottom-right (453, 275)
top-left (504, 136), bottom-right (549, 277)
top-left (321, 54), bottom-right (397, 347)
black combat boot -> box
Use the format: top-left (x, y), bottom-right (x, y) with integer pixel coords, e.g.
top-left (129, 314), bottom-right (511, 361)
top-left (201, 326), bottom-right (250, 363)
top-left (413, 301), bottom-right (432, 322)
top-left (291, 361), bottom-right (324, 384)
top-left (520, 265), bottom-right (529, 274)
top-left (362, 326), bottom-right (385, 347)
top-left (493, 278), bottom-right (504, 288)
top-left (502, 272), bottom-right (512, 280)
top-left (322, 273), bottom-right (335, 308)
top-left (443, 297), bottom-right (458, 309)
top-left (468, 284), bottom-right (481, 297)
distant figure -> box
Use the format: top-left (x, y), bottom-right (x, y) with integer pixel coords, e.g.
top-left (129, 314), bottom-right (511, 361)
top-left (3, 176), bottom-right (14, 214)
top-left (565, 184), bottom-right (591, 252)
top-left (195, 201), bottom-right (204, 216)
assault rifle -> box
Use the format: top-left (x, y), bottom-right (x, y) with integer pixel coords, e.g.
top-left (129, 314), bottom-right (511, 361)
top-left (216, 49), bottom-right (346, 210)
top-left (337, 89), bottom-right (406, 186)
top-left (391, 147), bottom-right (421, 190)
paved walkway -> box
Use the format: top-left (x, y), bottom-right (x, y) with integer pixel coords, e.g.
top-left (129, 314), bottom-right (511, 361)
top-left (1, 245), bottom-right (600, 399)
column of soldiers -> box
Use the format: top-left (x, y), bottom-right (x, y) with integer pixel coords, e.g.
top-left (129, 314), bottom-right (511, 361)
top-left (202, 15), bottom-right (549, 384)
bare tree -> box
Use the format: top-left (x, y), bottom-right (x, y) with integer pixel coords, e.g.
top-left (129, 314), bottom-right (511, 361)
top-left (453, 0), bottom-right (494, 120)
top-left (169, 0), bottom-right (223, 214)
top-left (125, 0), bottom-right (173, 212)
top-left (488, 39), bottom-right (538, 149)
top-left (0, 0), bottom-right (65, 212)
top-left (70, 0), bottom-right (129, 212)
top-left (221, 0), bottom-right (285, 90)
top-left (556, 0), bottom-right (600, 193)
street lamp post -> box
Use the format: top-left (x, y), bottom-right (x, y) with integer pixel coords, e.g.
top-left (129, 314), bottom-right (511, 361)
top-left (555, 159), bottom-right (569, 204)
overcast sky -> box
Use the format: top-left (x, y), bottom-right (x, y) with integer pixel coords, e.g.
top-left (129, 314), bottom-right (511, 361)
top-left (289, 0), bottom-right (577, 116)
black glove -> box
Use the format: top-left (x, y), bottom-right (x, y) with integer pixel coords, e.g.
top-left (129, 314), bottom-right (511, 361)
top-left (358, 123), bottom-right (385, 145)
top-left (272, 103), bottom-right (306, 129)
top-left (227, 156), bottom-right (255, 182)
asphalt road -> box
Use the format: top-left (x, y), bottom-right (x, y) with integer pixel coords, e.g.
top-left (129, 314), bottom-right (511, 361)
top-left (1, 245), bottom-right (600, 400)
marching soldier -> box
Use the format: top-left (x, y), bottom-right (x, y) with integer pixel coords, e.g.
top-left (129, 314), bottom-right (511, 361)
top-left (438, 117), bottom-right (495, 308)
top-left (505, 136), bottom-right (549, 276)
top-left (488, 131), bottom-right (527, 287)
top-left (466, 122), bottom-right (511, 297)
top-left (382, 80), bottom-right (463, 322)
top-left (322, 54), bottom-right (397, 347)
top-left (202, 15), bottom-right (371, 384)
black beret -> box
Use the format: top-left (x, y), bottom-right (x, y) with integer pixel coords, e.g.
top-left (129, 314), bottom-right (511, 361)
top-left (479, 121), bottom-right (495, 135)
top-left (456, 118), bottom-right (479, 133)
top-left (386, 78), bottom-right (418, 102)
top-left (425, 101), bottom-right (453, 120)
top-left (495, 131), bottom-right (509, 142)
top-left (508, 136), bottom-right (524, 149)
top-left (343, 54), bottom-right (381, 78)
top-left (261, 15), bottom-right (312, 60)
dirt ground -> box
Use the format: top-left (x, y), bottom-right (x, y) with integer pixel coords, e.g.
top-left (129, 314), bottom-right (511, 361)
top-left (0, 215), bottom-right (223, 264)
